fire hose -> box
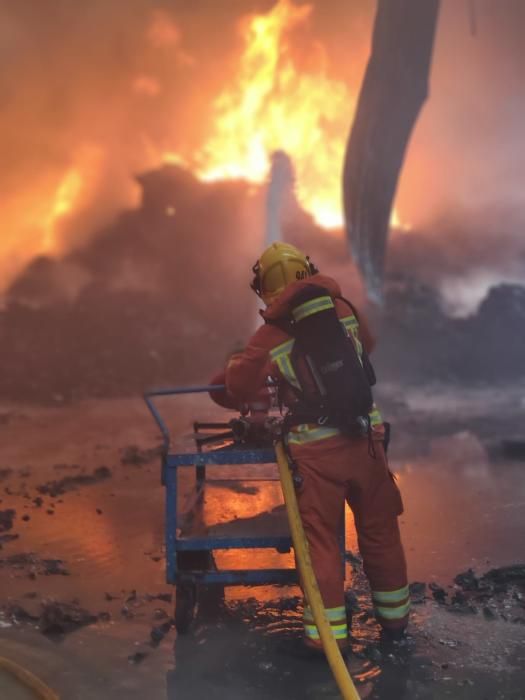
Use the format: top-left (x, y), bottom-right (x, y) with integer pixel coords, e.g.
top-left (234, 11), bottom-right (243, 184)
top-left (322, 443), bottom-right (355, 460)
top-left (0, 655), bottom-right (59, 699)
top-left (275, 441), bottom-right (361, 700)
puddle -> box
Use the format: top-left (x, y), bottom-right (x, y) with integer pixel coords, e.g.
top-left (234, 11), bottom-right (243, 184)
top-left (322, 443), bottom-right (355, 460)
top-left (0, 389), bottom-right (524, 698)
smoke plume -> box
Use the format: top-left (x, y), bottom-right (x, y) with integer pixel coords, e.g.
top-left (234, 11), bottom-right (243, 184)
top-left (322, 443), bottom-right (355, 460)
top-left (1, 0), bottom-right (524, 316)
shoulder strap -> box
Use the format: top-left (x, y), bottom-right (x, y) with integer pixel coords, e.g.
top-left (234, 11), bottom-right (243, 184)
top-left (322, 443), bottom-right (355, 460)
top-left (264, 317), bottom-right (294, 334)
top-left (336, 295), bottom-right (360, 323)
top-left (337, 296), bottom-right (377, 387)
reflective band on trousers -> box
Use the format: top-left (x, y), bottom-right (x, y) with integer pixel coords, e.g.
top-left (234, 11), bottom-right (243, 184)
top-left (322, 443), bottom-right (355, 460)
top-left (292, 295), bottom-right (334, 322)
top-left (372, 585), bottom-right (409, 604)
top-left (304, 605), bottom-right (347, 640)
top-left (374, 600), bottom-right (411, 620)
top-left (373, 586), bottom-right (410, 620)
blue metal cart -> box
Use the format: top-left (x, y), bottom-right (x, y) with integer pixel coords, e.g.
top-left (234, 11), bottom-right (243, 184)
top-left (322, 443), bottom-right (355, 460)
top-left (144, 386), bottom-right (299, 632)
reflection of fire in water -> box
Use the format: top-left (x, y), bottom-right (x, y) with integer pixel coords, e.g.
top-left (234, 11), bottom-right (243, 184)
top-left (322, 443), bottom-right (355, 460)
top-left (186, 0), bottom-right (408, 231)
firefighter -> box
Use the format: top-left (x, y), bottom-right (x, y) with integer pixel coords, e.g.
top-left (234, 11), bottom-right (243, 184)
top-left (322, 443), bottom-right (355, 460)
top-left (212, 242), bottom-right (409, 651)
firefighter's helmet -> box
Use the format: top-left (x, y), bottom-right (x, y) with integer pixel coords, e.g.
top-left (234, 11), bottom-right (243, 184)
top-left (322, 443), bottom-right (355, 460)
top-left (250, 242), bottom-right (317, 306)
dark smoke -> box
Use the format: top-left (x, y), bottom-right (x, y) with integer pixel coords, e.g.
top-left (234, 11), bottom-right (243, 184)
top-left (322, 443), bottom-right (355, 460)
top-left (3, 163), bottom-right (525, 403)
top-left (397, 0), bottom-right (525, 219)
top-left (0, 0), bottom-right (372, 286)
top-left (3, 0), bottom-right (524, 311)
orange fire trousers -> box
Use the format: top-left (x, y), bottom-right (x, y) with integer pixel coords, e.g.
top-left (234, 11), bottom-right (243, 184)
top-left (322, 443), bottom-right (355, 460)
top-left (290, 433), bottom-right (409, 638)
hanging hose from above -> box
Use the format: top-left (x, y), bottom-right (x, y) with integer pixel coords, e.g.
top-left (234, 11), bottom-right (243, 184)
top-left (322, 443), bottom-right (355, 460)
top-left (0, 655), bottom-right (59, 699)
top-left (275, 441), bottom-right (361, 700)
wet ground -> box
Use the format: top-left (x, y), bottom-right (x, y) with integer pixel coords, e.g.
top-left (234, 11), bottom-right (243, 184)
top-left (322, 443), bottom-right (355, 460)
top-left (0, 384), bottom-right (524, 699)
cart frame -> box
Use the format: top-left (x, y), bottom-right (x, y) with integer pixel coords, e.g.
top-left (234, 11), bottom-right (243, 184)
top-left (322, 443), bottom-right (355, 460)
top-left (144, 386), bottom-right (348, 629)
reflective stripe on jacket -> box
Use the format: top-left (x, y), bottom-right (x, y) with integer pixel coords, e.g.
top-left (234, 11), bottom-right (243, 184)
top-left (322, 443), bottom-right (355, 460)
top-left (269, 312), bottom-right (383, 444)
top-left (225, 274), bottom-right (382, 444)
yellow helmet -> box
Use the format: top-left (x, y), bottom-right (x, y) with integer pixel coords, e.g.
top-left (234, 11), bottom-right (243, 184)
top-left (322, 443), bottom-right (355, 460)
top-left (250, 242), bottom-right (317, 305)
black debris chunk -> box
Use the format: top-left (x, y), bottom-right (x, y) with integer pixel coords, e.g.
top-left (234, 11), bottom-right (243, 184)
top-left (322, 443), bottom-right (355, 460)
top-left (429, 582), bottom-right (447, 603)
top-left (39, 600), bottom-right (97, 637)
top-left (128, 651), bottom-right (147, 665)
top-left (344, 550), bottom-right (362, 566)
top-left (409, 581), bottom-right (427, 603)
top-left (150, 619), bottom-right (174, 647)
top-left (482, 565), bottom-right (525, 586)
top-left (0, 553), bottom-right (70, 576)
top-left (36, 466), bottom-right (112, 497)
top-left (121, 445), bottom-right (161, 466)
top-left (2, 603), bottom-right (38, 623)
top-left (448, 590), bottom-right (477, 614)
top-left (483, 606), bottom-right (497, 620)
top-left (144, 592), bottom-right (172, 603)
top-left (0, 509), bottom-right (16, 533)
top-left (454, 569), bottom-right (479, 591)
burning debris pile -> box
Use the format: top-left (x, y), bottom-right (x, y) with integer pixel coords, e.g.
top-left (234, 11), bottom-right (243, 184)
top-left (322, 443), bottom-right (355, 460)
top-left (1, 0), bottom-right (524, 402)
top-left (411, 566), bottom-right (525, 622)
top-left (0, 166), bottom-right (258, 401)
top-left (1, 163), bottom-right (525, 402)
top-left (375, 278), bottom-right (525, 384)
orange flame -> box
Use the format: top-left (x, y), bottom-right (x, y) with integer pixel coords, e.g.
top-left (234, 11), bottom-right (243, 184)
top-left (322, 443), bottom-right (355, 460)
top-left (41, 146), bottom-right (106, 253)
top-left (42, 167), bottom-right (84, 251)
top-left (193, 0), bottom-right (351, 229)
top-left (185, 0), bottom-right (408, 231)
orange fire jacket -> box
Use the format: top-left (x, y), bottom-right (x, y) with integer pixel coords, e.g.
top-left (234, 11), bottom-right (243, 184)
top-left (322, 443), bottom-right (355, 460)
top-left (211, 274), bottom-right (378, 424)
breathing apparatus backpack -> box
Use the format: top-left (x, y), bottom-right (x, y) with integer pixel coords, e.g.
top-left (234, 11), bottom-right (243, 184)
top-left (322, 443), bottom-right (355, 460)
top-left (272, 284), bottom-right (376, 436)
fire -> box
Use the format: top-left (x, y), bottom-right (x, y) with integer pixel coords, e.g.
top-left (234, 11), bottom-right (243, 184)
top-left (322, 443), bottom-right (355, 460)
top-left (2, 0), bottom-right (411, 292)
top-left (187, 0), bottom-right (407, 231)
top-left (42, 168), bottom-right (83, 251)
top-left (390, 208), bottom-right (411, 232)
top-left (41, 146), bottom-right (104, 253)
top-left (194, 0), bottom-right (350, 229)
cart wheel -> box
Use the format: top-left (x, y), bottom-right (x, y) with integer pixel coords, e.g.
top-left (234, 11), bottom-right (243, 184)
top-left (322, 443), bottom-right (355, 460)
top-left (175, 582), bottom-right (197, 634)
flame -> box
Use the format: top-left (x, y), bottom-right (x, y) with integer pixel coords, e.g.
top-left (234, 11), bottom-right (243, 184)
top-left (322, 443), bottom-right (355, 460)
top-left (183, 0), bottom-right (407, 231)
top-left (42, 168), bottom-right (83, 251)
top-left (391, 208), bottom-right (412, 232)
top-left (0, 169), bottom-right (86, 286)
top-left (41, 146), bottom-right (104, 253)
top-left (2, 0), bottom-right (412, 292)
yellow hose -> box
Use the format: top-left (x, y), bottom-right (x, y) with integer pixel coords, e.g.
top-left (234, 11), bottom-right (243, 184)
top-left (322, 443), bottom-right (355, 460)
top-left (275, 441), bottom-right (361, 700)
top-left (0, 655), bottom-right (59, 699)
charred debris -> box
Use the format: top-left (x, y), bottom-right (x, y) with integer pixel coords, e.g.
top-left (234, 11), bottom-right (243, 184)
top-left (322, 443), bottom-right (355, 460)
top-left (1, 164), bottom-right (524, 402)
